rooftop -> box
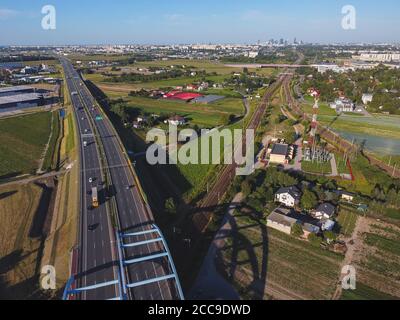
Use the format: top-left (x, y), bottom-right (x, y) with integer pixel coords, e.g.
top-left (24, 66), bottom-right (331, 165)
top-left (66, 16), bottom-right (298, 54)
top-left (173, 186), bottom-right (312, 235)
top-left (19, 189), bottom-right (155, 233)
top-left (276, 186), bottom-right (301, 200)
top-left (316, 203), bottom-right (336, 217)
top-left (0, 85), bottom-right (34, 94)
top-left (0, 93), bottom-right (43, 106)
top-left (271, 143), bottom-right (289, 156)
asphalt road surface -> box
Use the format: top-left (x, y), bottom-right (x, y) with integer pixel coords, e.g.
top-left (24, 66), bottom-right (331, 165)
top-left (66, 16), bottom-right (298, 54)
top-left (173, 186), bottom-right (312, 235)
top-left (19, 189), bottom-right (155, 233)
top-left (61, 58), bottom-right (179, 300)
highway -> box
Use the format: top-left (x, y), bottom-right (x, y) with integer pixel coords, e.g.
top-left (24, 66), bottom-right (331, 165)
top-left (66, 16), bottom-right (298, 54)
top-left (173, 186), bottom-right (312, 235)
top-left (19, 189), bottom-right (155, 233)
top-left (61, 58), bottom-right (180, 300)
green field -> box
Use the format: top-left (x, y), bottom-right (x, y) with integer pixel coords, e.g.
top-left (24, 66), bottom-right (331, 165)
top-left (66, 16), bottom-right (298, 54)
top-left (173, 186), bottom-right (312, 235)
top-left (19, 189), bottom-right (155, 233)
top-left (301, 160), bottom-right (332, 175)
top-left (87, 73), bottom-right (229, 89)
top-left (341, 282), bottom-right (398, 300)
top-left (319, 114), bottom-right (400, 140)
top-left (112, 94), bottom-right (244, 127)
top-left (0, 112), bottom-right (52, 179)
top-left (42, 111), bottom-right (61, 171)
top-left (354, 223), bottom-right (400, 297)
top-left (302, 101), bottom-right (337, 116)
top-left (337, 207), bottom-right (358, 236)
top-left (134, 59), bottom-right (278, 77)
top-left (220, 213), bottom-right (343, 300)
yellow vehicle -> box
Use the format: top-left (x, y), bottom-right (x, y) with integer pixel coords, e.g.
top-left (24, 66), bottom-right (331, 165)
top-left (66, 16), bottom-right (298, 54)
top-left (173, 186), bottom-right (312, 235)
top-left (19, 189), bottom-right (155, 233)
top-left (92, 187), bottom-right (99, 208)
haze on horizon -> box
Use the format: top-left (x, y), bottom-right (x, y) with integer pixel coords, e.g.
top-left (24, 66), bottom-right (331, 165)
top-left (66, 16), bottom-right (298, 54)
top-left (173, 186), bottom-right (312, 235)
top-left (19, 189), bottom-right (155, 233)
top-left (0, 0), bottom-right (400, 46)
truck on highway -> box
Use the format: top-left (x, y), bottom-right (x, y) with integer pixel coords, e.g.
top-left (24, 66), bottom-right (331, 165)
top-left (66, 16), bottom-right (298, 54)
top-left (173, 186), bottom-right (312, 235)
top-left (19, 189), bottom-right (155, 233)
top-left (91, 187), bottom-right (99, 208)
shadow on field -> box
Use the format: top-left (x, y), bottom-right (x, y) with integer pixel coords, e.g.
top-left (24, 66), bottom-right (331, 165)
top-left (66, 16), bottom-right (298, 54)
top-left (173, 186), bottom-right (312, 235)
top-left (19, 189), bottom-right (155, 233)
top-left (29, 182), bottom-right (54, 238)
top-left (85, 80), bottom-right (192, 216)
top-left (0, 171), bottom-right (22, 182)
top-left (0, 190), bottom-right (18, 200)
top-left (221, 204), bottom-right (270, 300)
top-left (0, 250), bottom-right (24, 274)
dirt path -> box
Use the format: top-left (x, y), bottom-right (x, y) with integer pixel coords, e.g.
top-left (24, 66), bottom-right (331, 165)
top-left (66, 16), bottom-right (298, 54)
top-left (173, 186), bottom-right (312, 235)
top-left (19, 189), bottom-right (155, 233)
top-left (332, 215), bottom-right (371, 299)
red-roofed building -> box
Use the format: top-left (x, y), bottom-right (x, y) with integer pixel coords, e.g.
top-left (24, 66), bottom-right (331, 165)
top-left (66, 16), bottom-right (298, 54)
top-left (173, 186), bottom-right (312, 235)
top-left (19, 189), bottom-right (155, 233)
top-left (164, 91), bottom-right (203, 102)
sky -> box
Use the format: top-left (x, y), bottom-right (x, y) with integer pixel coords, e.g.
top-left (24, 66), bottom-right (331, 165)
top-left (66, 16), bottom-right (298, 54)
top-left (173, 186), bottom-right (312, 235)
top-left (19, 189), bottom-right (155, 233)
top-left (0, 0), bottom-right (399, 45)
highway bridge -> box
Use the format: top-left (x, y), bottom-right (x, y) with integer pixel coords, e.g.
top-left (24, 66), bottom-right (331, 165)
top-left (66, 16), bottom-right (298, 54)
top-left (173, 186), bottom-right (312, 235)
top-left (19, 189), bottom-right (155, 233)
top-left (61, 58), bottom-right (183, 300)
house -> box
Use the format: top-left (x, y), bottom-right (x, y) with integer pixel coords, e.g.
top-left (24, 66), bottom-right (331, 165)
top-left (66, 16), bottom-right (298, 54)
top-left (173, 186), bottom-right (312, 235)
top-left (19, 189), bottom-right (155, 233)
top-left (362, 93), bottom-right (374, 105)
top-left (275, 186), bottom-right (301, 208)
top-left (133, 116), bottom-right (147, 129)
top-left (132, 121), bottom-right (142, 129)
top-left (319, 219), bottom-right (336, 231)
top-left (330, 98), bottom-right (355, 113)
top-left (186, 84), bottom-right (198, 91)
top-left (269, 143), bottom-right (289, 164)
top-left (267, 207), bottom-right (298, 235)
top-left (165, 115), bottom-right (186, 126)
top-left (313, 203), bottom-right (336, 220)
top-left (267, 207), bottom-right (320, 236)
top-left (337, 190), bottom-right (355, 202)
top-left (136, 116), bottom-right (148, 123)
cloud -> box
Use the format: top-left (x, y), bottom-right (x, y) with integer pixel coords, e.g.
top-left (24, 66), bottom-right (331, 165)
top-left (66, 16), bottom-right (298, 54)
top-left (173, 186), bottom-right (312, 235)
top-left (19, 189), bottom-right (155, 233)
top-left (0, 8), bottom-right (19, 20)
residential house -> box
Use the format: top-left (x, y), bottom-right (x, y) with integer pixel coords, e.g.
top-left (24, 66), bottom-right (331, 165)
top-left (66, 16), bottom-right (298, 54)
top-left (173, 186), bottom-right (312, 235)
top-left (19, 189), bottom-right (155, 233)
top-left (330, 98), bottom-right (355, 113)
top-left (313, 203), bottom-right (336, 220)
top-left (165, 115), bottom-right (186, 126)
top-left (267, 207), bottom-right (320, 236)
top-left (275, 186), bottom-right (301, 208)
top-left (362, 93), bottom-right (374, 105)
top-left (337, 190), bottom-right (355, 202)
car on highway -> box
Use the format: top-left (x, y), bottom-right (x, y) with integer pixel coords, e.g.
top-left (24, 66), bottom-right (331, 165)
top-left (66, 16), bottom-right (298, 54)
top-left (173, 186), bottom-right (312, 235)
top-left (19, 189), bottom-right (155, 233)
top-left (89, 177), bottom-right (93, 183)
top-left (88, 224), bottom-right (98, 231)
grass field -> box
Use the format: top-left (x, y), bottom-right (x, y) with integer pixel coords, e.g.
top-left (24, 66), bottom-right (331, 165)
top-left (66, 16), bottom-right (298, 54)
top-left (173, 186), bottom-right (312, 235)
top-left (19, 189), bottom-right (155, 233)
top-left (219, 212), bottom-right (343, 300)
top-left (337, 207), bottom-right (358, 237)
top-left (301, 160), bottom-right (332, 175)
top-left (341, 282), bottom-right (398, 300)
top-left (0, 183), bottom-right (44, 299)
top-left (350, 221), bottom-right (400, 298)
top-left (0, 112), bottom-right (52, 179)
top-left (42, 111), bottom-right (61, 171)
top-left (86, 73), bottom-right (229, 90)
top-left (318, 114), bottom-right (400, 140)
top-left (302, 101), bottom-right (337, 116)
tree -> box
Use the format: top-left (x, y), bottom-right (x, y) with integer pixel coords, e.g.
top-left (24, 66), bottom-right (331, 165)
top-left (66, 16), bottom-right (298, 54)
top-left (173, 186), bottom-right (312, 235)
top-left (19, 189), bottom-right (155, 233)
top-left (324, 231), bottom-right (337, 244)
top-left (301, 189), bottom-right (318, 210)
top-left (291, 223), bottom-right (304, 238)
top-left (387, 188), bottom-right (399, 208)
top-left (164, 198), bottom-right (177, 216)
top-left (241, 180), bottom-right (252, 197)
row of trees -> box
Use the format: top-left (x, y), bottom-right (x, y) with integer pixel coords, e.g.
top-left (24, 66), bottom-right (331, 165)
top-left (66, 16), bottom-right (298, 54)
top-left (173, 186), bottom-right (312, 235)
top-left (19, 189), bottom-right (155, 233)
top-left (300, 65), bottom-right (400, 114)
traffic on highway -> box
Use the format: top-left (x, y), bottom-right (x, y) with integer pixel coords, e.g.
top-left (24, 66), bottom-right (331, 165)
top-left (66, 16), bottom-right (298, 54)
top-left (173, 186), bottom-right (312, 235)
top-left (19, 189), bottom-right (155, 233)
top-left (61, 58), bottom-right (182, 300)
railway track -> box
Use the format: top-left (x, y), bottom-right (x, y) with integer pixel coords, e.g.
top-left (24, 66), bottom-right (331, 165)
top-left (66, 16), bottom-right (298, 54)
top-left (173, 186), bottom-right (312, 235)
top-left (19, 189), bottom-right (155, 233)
top-left (193, 74), bottom-right (289, 232)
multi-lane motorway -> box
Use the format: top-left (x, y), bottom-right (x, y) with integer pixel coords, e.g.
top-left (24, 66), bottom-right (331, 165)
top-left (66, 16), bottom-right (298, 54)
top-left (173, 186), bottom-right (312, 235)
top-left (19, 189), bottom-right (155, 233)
top-left (61, 58), bottom-right (180, 300)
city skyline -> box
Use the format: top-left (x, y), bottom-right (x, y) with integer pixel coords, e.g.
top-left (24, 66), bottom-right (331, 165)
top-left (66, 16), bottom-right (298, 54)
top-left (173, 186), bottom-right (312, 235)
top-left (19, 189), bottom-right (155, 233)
top-left (1, 0), bottom-right (400, 45)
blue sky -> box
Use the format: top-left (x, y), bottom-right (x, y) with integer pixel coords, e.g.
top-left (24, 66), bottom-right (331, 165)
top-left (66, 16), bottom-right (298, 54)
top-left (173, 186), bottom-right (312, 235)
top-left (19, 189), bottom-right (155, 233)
top-left (0, 0), bottom-right (399, 45)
